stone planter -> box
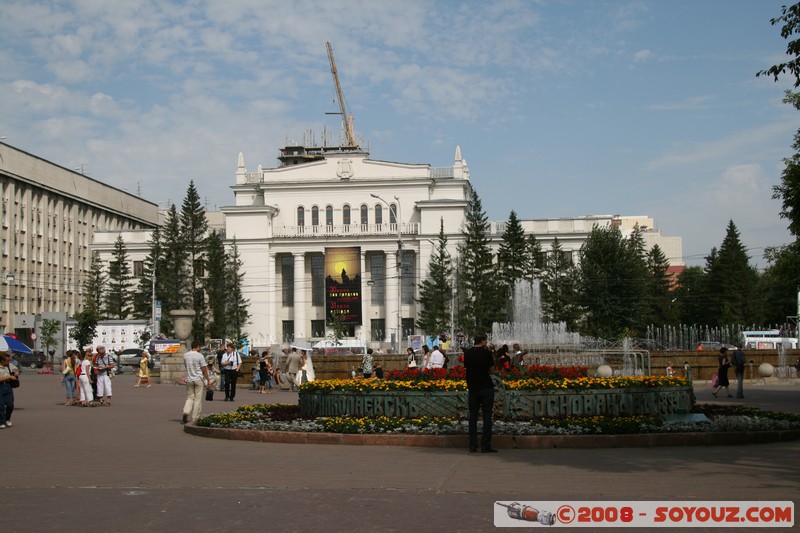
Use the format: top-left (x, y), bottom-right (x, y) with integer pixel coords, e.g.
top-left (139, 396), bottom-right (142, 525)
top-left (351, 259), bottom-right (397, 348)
top-left (299, 385), bottom-right (695, 419)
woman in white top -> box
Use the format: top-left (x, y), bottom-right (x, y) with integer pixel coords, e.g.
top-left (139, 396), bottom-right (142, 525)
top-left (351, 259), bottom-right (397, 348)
top-left (300, 350), bottom-right (315, 384)
top-left (78, 352), bottom-right (94, 406)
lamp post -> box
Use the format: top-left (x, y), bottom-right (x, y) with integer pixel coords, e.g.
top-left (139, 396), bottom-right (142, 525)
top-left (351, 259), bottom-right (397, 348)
top-left (370, 193), bottom-right (402, 352)
top-left (427, 239), bottom-right (455, 347)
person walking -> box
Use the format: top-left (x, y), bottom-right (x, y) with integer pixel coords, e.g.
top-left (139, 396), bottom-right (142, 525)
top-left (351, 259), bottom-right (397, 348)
top-left (712, 347), bottom-right (733, 398)
top-left (464, 332), bottom-right (497, 453)
top-left (731, 347), bottom-right (746, 398)
top-left (257, 350), bottom-right (271, 394)
top-left (0, 352), bottom-right (19, 429)
top-left (135, 350), bottom-right (152, 387)
top-left (406, 347), bottom-right (417, 370)
top-left (221, 343), bottom-right (242, 402)
top-left (182, 341), bottom-right (210, 423)
top-left (420, 345), bottom-right (431, 371)
top-left (298, 349), bottom-right (315, 385)
top-left (93, 346), bottom-right (115, 406)
top-left (284, 348), bottom-right (303, 391)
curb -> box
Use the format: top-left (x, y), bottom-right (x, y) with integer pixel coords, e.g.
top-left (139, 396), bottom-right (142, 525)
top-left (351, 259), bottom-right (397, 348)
top-left (184, 425), bottom-right (800, 449)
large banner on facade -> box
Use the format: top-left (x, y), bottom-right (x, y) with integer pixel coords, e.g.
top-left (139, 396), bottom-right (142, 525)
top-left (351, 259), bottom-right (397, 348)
top-left (325, 246), bottom-right (362, 326)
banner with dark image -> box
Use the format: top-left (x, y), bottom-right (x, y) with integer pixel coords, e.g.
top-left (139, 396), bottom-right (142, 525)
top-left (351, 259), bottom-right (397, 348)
top-left (325, 246), bottom-right (362, 325)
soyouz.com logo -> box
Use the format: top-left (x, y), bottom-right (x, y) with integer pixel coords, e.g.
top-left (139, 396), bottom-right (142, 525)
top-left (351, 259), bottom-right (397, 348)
top-left (494, 501), bottom-right (794, 528)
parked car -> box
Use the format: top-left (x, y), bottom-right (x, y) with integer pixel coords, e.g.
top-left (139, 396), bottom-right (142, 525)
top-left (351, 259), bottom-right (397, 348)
top-left (15, 351), bottom-right (46, 370)
top-left (118, 348), bottom-right (160, 370)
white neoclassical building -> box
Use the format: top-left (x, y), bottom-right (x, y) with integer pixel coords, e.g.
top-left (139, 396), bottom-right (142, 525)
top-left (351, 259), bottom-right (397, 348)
top-left (222, 142), bottom-right (684, 349)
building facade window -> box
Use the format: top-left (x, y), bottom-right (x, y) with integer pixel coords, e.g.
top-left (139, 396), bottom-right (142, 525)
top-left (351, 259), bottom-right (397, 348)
top-left (375, 204), bottom-right (382, 225)
top-left (281, 256), bottom-right (294, 307)
top-left (297, 206), bottom-right (305, 226)
top-left (133, 260), bottom-right (144, 277)
top-left (311, 206), bottom-right (319, 226)
top-left (282, 320), bottom-right (294, 343)
top-left (325, 205), bottom-right (333, 226)
top-left (402, 318), bottom-right (415, 337)
top-left (311, 255), bottom-right (324, 306)
top-left (371, 318), bottom-right (385, 341)
top-left (389, 203), bottom-right (397, 224)
top-left (370, 254), bottom-right (385, 305)
top-left (360, 204), bottom-right (368, 226)
top-left (343, 204), bottom-right (351, 225)
top-left (311, 319), bottom-right (326, 338)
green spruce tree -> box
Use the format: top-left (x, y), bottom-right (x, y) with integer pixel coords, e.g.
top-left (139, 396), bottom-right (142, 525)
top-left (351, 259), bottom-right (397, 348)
top-left (541, 237), bottom-right (581, 329)
top-left (457, 188), bottom-right (502, 334)
top-left (498, 210), bottom-right (528, 314)
top-left (204, 230), bottom-right (228, 340)
top-left (180, 181), bottom-right (209, 341)
top-left (159, 204), bottom-right (189, 336)
top-left (225, 238), bottom-right (250, 344)
top-left (416, 219), bottom-right (454, 336)
top-left (104, 234), bottom-right (132, 319)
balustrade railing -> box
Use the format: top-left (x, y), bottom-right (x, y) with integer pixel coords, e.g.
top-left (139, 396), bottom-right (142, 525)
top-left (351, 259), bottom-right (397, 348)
top-left (274, 222), bottom-right (419, 238)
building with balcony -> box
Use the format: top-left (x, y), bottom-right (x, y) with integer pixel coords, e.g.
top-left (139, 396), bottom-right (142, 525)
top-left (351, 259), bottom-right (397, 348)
top-left (223, 143), bottom-right (683, 348)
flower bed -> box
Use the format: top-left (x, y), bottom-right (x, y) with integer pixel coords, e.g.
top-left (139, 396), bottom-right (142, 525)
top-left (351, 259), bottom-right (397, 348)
top-left (196, 403), bottom-right (800, 436)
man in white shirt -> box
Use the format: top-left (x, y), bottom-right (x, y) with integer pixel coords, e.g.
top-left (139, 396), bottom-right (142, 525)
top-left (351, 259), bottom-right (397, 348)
top-left (427, 345), bottom-right (445, 369)
top-left (221, 342), bottom-right (242, 401)
top-left (182, 340), bottom-right (210, 423)
top-left (93, 346), bottom-right (115, 406)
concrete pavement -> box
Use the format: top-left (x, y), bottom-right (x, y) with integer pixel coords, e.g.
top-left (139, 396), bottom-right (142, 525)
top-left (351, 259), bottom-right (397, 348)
top-left (0, 372), bottom-right (797, 532)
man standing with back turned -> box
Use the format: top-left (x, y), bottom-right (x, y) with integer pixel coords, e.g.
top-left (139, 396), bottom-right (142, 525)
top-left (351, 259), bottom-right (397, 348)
top-left (464, 332), bottom-right (497, 453)
top-left (183, 340), bottom-right (210, 423)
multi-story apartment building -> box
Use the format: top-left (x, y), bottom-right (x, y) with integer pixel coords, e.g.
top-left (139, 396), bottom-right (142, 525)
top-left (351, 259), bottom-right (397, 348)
top-left (0, 142), bottom-right (159, 344)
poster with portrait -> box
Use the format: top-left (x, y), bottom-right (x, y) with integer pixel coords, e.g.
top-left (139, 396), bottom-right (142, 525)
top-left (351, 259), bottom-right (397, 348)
top-left (324, 246), bottom-right (362, 326)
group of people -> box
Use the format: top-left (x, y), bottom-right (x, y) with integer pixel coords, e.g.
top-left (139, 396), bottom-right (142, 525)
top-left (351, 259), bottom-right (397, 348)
top-left (405, 344), bottom-right (447, 370)
top-left (713, 346), bottom-right (747, 399)
top-left (57, 345), bottom-right (119, 407)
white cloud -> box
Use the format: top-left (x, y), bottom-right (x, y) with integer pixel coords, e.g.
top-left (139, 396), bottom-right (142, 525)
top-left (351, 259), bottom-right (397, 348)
top-left (633, 49), bottom-right (653, 62)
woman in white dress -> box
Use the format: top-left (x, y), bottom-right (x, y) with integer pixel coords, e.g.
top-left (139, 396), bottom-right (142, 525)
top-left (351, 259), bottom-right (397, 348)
top-left (299, 349), bottom-right (315, 384)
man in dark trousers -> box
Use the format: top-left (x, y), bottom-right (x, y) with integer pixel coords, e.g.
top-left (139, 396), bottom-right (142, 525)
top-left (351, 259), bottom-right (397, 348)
top-left (464, 332), bottom-right (497, 453)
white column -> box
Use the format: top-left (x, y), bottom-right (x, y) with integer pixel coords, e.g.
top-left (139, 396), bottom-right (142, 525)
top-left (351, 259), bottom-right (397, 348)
top-left (360, 250), bottom-right (368, 341)
top-left (384, 252), bottom-right (398, 345)
top-left (293, 252), bottom-right (306, 340)
top-left (267, 252), bottom-right (276, 344)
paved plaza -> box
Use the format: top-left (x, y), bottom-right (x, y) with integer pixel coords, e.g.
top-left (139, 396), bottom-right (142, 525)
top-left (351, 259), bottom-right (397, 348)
top-left (0, 371), bottom-right (798, 532)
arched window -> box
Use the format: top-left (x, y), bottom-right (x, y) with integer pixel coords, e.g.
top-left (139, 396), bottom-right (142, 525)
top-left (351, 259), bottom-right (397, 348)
top-left (389, 203), bottom-right (397, 224)
top-left (343, 204), bottom-right (351, 225)
top-left (311, 206), bottom-right (319, 226)
top-left (297, 206), bottom-right (305, 227)
top-left (360, 204), bottom-right (368, 225)
top-left (325, 205), bottom-right (333, 226)
top-left (375, 204), bottom-right (383, 225)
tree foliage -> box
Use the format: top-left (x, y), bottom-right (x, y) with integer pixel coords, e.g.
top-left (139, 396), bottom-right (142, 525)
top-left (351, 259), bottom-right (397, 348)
top-left (756, 3), bottom-right (800, 87)
top-left (457, 188), bottom-right (502, 334)
top-left (104, 234), bottom-right (132, 319)
top-left (83, 251), bottom-right (106, 317)
top-left (180, 181), bottom-right (209, 339)
top-left (204, 229), bottom-right (228, 340)
top-left (225, 238), bottom-right (249, 343)
top-left (498, 210), bottom-right (528, 310)
top-left (417, 219), bottom-right (454, 336)
top-left (540, 237), bottom-right (581, 329)
top-left (646, 244), bottom-right (677, 326)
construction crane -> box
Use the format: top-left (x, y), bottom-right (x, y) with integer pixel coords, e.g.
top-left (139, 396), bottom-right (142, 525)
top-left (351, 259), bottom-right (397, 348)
top-left (326, 41), bottom-right (358, 148)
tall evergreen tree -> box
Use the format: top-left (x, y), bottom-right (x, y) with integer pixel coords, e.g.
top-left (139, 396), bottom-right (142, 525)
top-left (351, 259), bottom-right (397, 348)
top-left (498, 210), bottom-right (528, 314)
top-left (132, 226), bottom-right (162, 322)
top-left (578, 224), bottom-right (649, 338)
top-left (704, 220), bottom-right (759, 326)
top-left (159, 204), bottom-right (189, 336)
top-left (646, 244), bottom-right (677, 326)
top-left (540, 237), bottom-right (581, 329)
top-left (180, 181), bottom-right (209, 341)
top-left (673, 265), bottom-right (706, 325)
top-left (225, 238), bottom-right (249, 344)
top-left (104, 234), bottom-right (132, 319)
top-left (524, 234), bottom-right (544, 281)
top-left (204, 230), bottom-right (228, 340)
top-left (83, 251), bottom-right (107, 318)
top-left (416, 219), bottom-right (454, 336)
top-left (457, 188), bottom-right (502, 334)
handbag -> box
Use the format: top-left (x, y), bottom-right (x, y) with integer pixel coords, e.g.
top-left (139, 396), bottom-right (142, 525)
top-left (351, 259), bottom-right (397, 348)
top-left (205, 389), bottom-right (214, 401)
top-left (10, 374), bottom-right (19, 388)
top-left (408, 360), bottom-right (417, 368)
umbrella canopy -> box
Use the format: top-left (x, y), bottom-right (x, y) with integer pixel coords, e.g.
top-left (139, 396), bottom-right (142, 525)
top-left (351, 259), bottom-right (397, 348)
top-left (289, 339), bottom-right (312, 351)
top-left (0, 335), bottom-right (34, 355)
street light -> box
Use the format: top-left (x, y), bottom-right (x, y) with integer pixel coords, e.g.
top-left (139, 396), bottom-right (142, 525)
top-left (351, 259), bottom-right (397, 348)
top-left (370, 193), bottom-right (402, 352)
top-left (427, 239), bottom-right (455, 348)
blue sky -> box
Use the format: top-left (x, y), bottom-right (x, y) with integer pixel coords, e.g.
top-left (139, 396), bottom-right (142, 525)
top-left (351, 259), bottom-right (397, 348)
top-left (1, 1), bottom-right (798, 268)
